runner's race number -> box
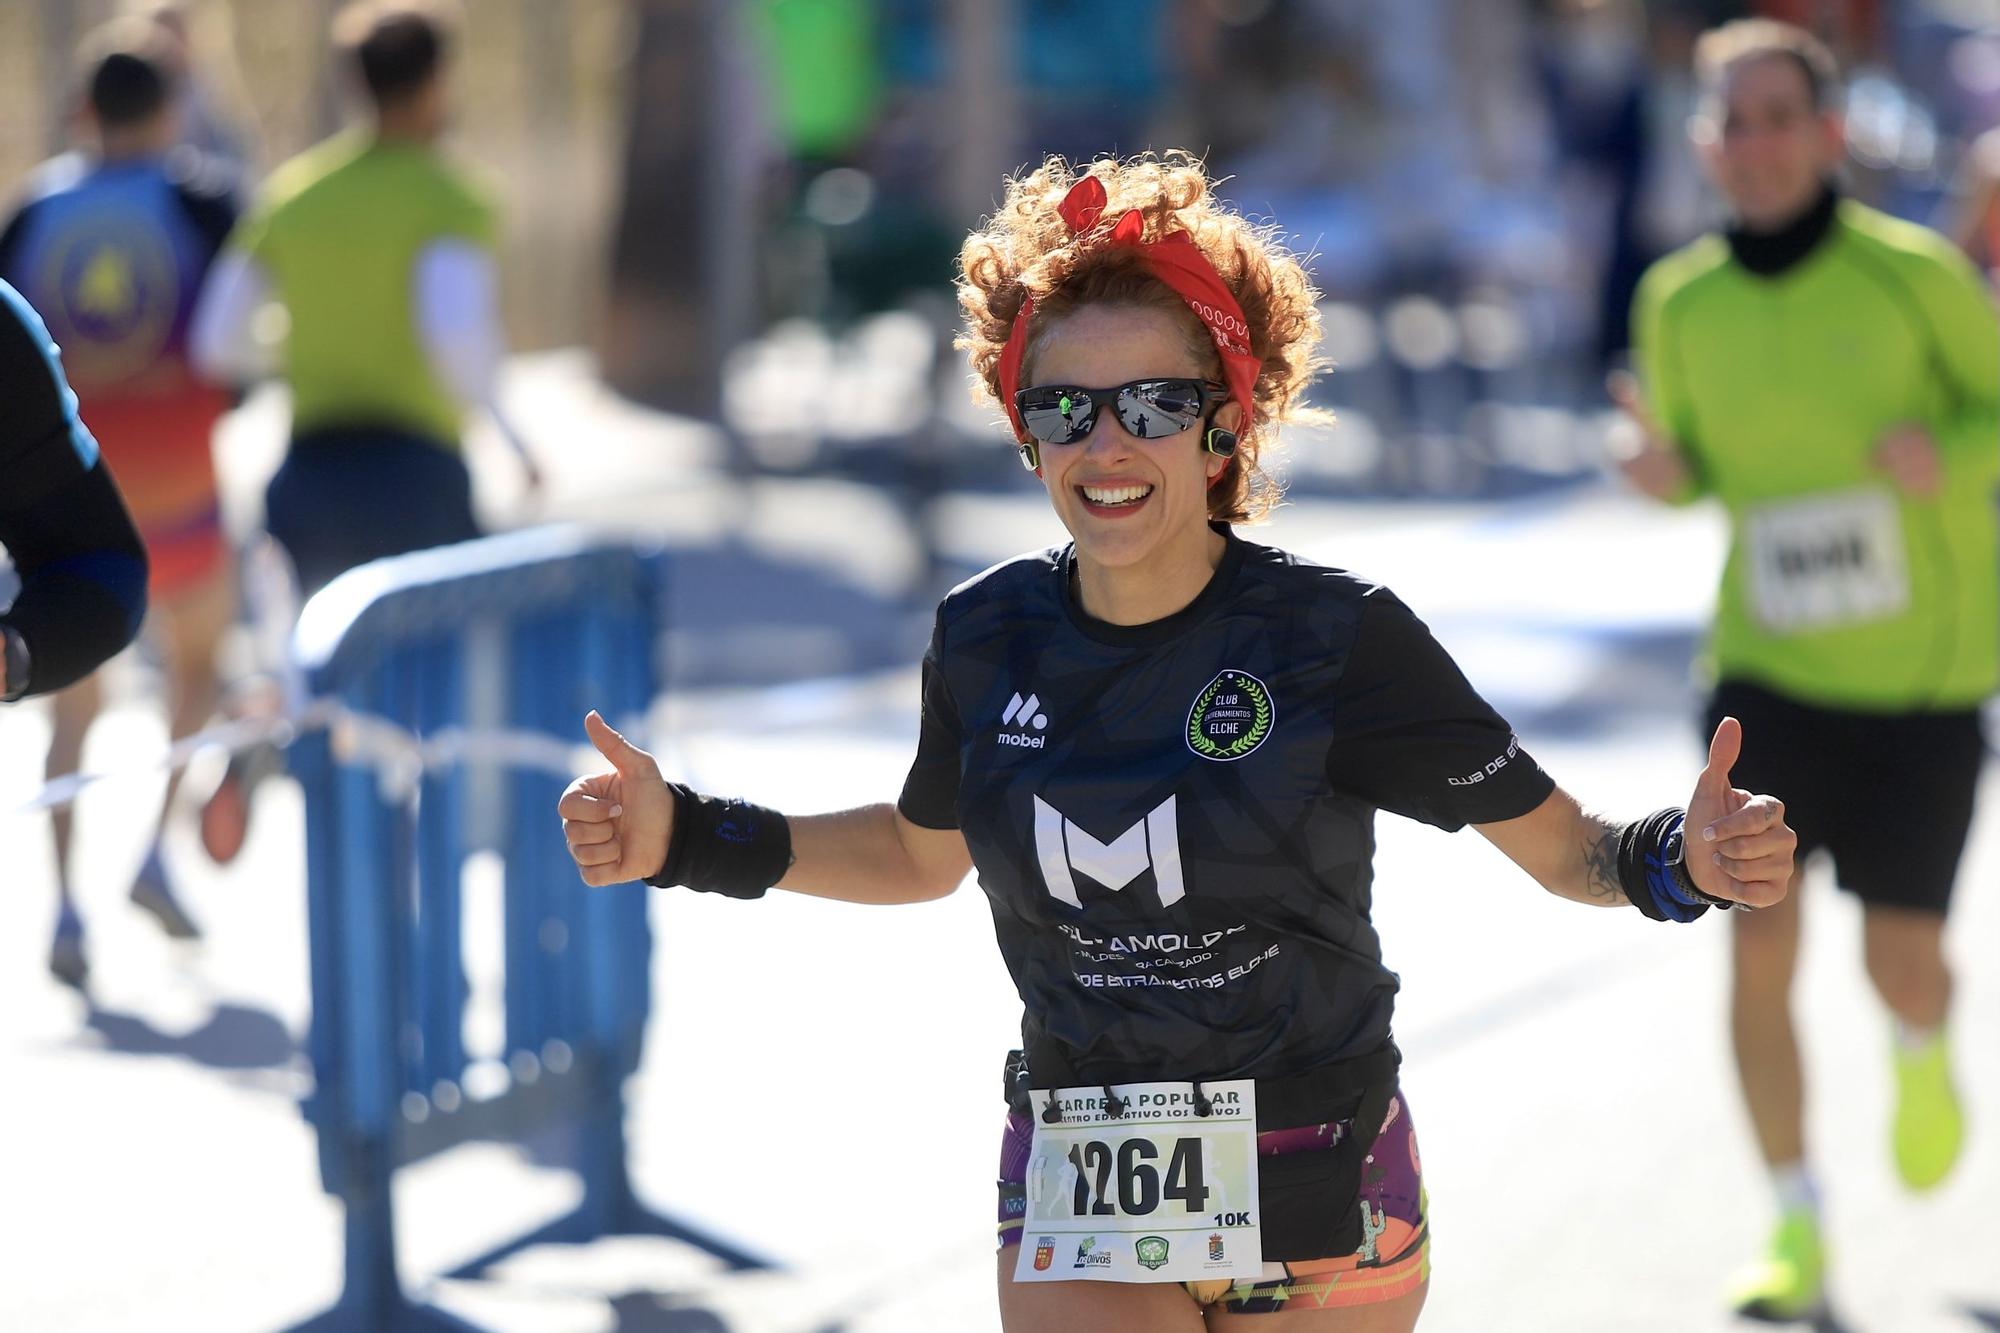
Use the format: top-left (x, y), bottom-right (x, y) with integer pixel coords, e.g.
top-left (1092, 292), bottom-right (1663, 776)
top-left (1065, 1135), bottom-right (1209, 1215)
top-left (1015, 1079), bottom-right (1264, 1284)
top-left (1746, 487), bottom-right (1910, 632)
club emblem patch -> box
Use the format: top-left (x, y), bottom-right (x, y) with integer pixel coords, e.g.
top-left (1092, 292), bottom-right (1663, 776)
top-left (1186, 669), bottom-right (1273, 762)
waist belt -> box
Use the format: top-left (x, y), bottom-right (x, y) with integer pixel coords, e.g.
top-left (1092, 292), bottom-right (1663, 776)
top-left (1005, 1043), bottom-right (1400, 1132)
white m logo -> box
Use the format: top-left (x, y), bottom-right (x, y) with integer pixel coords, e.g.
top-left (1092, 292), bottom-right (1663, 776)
top-left (1033, 794), bottom-right (1185, 909)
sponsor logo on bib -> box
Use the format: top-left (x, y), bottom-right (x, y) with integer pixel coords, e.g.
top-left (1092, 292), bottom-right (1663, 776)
top-left (1187, 669), bottom-right (1273, 761)
top-left (1209, 1233), bottom-right (1227, 1262)
top-left (1136, 1236), bottom-right (1170, 1270)
top-left (1073, 1235), bottom-right (1113, 1270)
top-left (1033, 1236), bottom-right (1056, 1272)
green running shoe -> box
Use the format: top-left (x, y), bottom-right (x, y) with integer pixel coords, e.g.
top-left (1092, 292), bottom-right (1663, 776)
top-left (1727, 1207), bottom-right (1825, 1323)
top-left (1893, 1032), bottom-right (1964, 1192)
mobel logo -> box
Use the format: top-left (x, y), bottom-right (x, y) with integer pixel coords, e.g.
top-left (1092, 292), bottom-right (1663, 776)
top-left (998, 691), bottom-right (1049, 750)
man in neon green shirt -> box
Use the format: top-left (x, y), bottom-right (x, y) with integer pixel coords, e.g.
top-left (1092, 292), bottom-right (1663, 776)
top-left (192, 1), bottom-right (535, 595)
top-left (1620, 19), bottom-right (1997, 1322)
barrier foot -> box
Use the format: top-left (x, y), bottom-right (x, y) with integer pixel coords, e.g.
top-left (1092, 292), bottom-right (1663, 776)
top-left (443, 1197), bottom-right (772, 1280)
top-left (284, 1168), bottom-right (491, 1332)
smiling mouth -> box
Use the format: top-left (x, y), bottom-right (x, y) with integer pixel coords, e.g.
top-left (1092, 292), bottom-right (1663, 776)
top-left (1078, 484), bottom-right (1154, 508)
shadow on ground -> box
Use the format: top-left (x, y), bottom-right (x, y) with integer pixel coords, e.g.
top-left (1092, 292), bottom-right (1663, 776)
top-left (608, 1293), bottom-right (839, 1333)
top-left (606, 1297), bottom-right (730, 1331)
top-left (82, 1000), bottom-right (294, 1070)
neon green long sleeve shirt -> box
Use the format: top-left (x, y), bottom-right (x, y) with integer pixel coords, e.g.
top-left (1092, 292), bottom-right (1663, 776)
top-left (1633, 199), bottom-right (2000, 711)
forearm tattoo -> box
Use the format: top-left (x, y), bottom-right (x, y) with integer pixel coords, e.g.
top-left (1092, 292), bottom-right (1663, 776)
top-left (1582, 819), bottom-right (1628, 905)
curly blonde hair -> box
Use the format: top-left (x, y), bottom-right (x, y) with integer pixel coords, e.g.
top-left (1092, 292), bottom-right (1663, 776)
top-left (956, 151), bottom-right (1329, 524)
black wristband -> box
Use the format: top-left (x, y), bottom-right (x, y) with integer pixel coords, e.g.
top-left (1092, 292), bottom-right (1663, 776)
top-left (1616, 806), bottom-right (1719, 923)
top-left (644, 783), bottom-right (792, 899)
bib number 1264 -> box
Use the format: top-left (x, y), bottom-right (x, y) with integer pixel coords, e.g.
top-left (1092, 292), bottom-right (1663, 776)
top-left (1066, 1136), bottom-right (1209, 1216)
top-left (1016, 1079), bottom-right (1262, 1284)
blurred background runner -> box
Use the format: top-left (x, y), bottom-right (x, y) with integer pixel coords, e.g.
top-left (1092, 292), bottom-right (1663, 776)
top-left (1619, 16), bottom-right (1997, 1323)
top-left (191, 0), bottom-right (537, 601)
top-left (0, 16), bottom-right (239, 988)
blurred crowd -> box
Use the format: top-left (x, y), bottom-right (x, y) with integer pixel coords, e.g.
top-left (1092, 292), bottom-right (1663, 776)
top-left (753, 0), bottom-right (2000, 365)
top-left (7, 1), bottom-right (1997, 455)
top-left (681, 0), bottom-right (2000, 494)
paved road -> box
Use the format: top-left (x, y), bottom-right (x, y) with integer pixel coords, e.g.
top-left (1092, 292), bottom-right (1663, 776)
top-left (3, 357), bottom-right (1995, 1332)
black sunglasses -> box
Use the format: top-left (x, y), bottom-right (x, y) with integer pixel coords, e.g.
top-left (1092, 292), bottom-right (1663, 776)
top-left (1013, 378), bottom-right (1228, 446)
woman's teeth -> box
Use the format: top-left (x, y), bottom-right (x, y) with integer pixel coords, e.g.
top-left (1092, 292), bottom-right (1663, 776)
top-left (1081, 484), bottom-right (1153, 506)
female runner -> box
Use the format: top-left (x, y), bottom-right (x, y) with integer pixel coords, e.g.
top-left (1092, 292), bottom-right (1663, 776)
top-left (559, 153), bottom-right (1795, 1332)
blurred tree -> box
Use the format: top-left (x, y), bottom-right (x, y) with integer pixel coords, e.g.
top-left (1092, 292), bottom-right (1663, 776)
top-left (602, 0), bottom-right (761, 419)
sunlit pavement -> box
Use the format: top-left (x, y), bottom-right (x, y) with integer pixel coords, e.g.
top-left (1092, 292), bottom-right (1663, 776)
top-left (3, 357), bottom-right (1996, 1332)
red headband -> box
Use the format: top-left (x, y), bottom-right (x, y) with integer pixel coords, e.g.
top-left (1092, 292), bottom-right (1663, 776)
top-left (995, 175), bottom-right (1260, 441)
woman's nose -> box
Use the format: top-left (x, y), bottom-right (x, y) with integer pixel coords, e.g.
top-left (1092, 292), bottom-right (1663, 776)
top-left (1083, 414), bottom-right (1137, 457)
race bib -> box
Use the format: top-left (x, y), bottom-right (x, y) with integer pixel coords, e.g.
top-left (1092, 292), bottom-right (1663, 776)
top-left (1013, 1080), bottom-right (1262, 1284)
top-left (1746, 488), bottom-right (1910, 633)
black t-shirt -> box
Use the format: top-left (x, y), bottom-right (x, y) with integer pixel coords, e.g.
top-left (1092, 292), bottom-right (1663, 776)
top-left (899, 526), bottom-right (1553, 1087)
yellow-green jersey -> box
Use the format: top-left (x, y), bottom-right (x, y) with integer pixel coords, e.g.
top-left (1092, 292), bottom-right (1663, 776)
top-left (229, 131), bottom-right (496, 448)
top-left (1633, 198), bottom-right (2000, 711)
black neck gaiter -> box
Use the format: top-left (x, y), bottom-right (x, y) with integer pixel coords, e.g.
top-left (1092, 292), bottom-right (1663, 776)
top-left (1725, 183), bottom-right (1840, 278)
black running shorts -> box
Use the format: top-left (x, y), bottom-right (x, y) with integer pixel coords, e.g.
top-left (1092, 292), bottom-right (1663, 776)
top-left (1705, 679), bottom-right (1985, 915)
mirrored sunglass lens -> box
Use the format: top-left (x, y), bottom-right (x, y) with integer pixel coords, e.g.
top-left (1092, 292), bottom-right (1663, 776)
top-left (1116, 381), bottom-right (1204, 439)
top-left (1019, 388), bottom-right (1096, 444)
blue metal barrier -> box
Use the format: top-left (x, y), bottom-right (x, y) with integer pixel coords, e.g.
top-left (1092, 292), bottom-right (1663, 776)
top-left (285, 527), bottom-right (764, 1332)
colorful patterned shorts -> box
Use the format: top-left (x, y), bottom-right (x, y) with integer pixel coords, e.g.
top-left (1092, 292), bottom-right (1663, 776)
top-left (998, 1088), bottom-right (1429, 1312)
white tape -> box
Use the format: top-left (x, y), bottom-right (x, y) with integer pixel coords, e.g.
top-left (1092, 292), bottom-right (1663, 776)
top-left (10, 698), bottom-right (647, 816)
